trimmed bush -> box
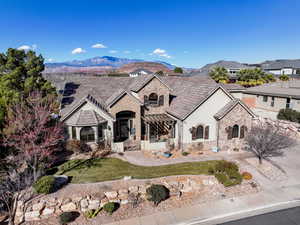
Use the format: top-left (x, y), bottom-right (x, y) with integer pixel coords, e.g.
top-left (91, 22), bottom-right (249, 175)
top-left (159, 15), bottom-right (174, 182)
top-left (277, 108), bottom-right (300, 123)
top-left (213, 161), bottom-right (242, 187)
top-left (242, 172), bottom-right (253, 180)
top-left (66, 139), bottom-right (91, 153)
top-left (59, 211), bottom-right (80, 224)
top-left (103, 202), bottom-right (119, 215)
top-left (33, 175), bottom-right (56, 194)
top-left (146, 184), bottom-right (170, 206)
top-left (181, 152), bottom-right (190, 156)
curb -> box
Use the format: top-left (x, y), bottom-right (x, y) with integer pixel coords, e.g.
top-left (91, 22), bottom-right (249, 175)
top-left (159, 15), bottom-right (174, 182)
top-left (176, 199), bottom-right (300, 225)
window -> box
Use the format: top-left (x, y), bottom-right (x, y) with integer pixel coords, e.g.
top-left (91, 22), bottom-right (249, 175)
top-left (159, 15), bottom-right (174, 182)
top-left (192, 125), bottom-right (204, 140)
top-left (98, 125), bottom-right (103, 139)
top-left (263, 96), bottom-right (268, 102)
top-left (80, 126), bottom-right (95, 142)
top-left (240, 125), bottom-right (247, 139)
top-left (71, 126), bottom-right (76, 139)
top-left (286, 98), bottom-right (291, 109)
top-left (148, 93), bottom-right (158, 105)
top-left (159, 95), bottom-right (164, 106)
top-left (204, 126), bottom-right (209, 139)
top-left (232, 125), bottom-right (239, 138)
top-left (271, 97), bottom-right (275, 107)
top-left (144, 95), bottom-right (149, 105)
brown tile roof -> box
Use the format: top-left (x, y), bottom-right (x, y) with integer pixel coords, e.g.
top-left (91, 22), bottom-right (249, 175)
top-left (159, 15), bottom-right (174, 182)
top-left (75, 110), bottom-right (106, 126)
top-left (60, 74), bottom-right (238, 121)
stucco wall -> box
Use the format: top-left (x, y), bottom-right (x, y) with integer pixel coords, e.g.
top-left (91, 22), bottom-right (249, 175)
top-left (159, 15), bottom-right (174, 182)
top-left (218, 104), bottom-right (253, 152)
top-left (181, 88), bottom-right (232, 149)
top-left (109, 94), bottom-right (142, 141)
top-left (137, 77), bottom-right (170, 115)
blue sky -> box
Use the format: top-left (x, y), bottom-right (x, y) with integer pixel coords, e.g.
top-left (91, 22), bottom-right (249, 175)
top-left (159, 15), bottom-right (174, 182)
top-left (1, 0), bottom-right (300, 68)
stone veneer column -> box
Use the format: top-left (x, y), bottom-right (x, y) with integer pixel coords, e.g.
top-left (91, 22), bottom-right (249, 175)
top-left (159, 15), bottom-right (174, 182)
top-left (75, 127), bottom-right (81, 140)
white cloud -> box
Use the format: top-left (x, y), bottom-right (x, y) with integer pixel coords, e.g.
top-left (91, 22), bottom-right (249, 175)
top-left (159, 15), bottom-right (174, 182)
top-left (151, 48), bottom-right (171, 58)
top-left (46, 58), bottom-right (55, 62)
top-left (71, 48), bottom-right (86, 54)
top-left (123, 50), bottom-right (131, 54)
top-left (109, 50), bottom-right (118, 54)
top-left (17, 45), bottom-right (32, 51)
top-left (91, 43), bottom-right (107, 48)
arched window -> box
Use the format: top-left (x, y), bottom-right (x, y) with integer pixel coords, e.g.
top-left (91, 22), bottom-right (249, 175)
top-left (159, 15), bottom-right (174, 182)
top-left (232, 124), bottom-right (239, 138)
top-left (144, 95), bottom-right (149, 105)
top-left (204, 126), bottom-right (209, 139)
top-left (149, 93), bottom-right (158, 105)
top-left (240, 125), bottom-right (247, 139)
top-left (80, 126), bottom-right (95, 142)
top-left (196, 125), bottom-right (204, 139)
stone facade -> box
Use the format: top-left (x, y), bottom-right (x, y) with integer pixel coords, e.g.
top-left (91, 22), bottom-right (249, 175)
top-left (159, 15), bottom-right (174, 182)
top-left (218, 104), bottom-right (254, 152)
top-left (109, 94), bottom-right (142, 141)
top-left (137, 77), bottom-right (170, 115)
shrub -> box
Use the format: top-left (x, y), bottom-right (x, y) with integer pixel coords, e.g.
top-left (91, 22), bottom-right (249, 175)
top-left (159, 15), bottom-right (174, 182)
top-left (103, 202), bottom-right (119, 215)
top-left (146, 184), bottom-right (170, 206)
top-left (33, 175), bottom-right (56, 194)
top-left (84, 208), bottom-right (102, 219)
top-left (279, 74), bottom-right (290, 81)
top-left (242, 172), bottom-right (253, 180)
top-left (181, 152), bottom-right (190, 156)
top-left (213, 161), bottom-right (242, 187)
top-left (215, 161), bottom-right (238, 173)
top-left (277, 108), bottom-right (300, 123)
top-left (59, 211), bottom-right (80, 224)
top-left (66, 139), bottom-right (91, 153)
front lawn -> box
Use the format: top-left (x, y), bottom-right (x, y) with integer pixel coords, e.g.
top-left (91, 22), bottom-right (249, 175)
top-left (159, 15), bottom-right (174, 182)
top-left (56, 158), bottom-right (221, 183)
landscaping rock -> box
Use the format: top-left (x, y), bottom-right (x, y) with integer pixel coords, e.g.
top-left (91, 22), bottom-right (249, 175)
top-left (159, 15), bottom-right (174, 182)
top-left (41, 207), bottom-right (55, 216)
top-left (100, 198), bottom-right (109, 207)
top-left (138, 185), bottom-right (147, 194)
top-left (104, 191), bottom-right (118, 199)
top-left (129, 186), bottom-right (139, 193)
top-left (88, 200), bottom-right (100, 210)
top-left (24, 211), bottom-right (40, 221)
top-left (61, 202), bottom-right (77, 212)
top-left (80, 199), bottom-right (89, 209)
top-left (32, 202), bottom-right (45, 212)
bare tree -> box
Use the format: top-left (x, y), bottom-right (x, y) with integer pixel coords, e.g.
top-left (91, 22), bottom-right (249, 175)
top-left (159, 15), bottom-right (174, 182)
top-left (245, 123), bottom-right (296, 164)
top-left (3, 92), bottom-right (64, 181)
top-left (0, 169), bottom-right (36, 225)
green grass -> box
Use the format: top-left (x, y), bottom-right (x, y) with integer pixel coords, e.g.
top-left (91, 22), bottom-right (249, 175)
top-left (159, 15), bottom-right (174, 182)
top-left (56, 158), bottom-right (220, 183)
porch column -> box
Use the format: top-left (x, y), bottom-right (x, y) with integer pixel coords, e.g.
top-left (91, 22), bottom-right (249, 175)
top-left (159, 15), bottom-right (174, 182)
top-left (75, 127), bottom-right (81, 140)
top-left (68, 126), bottom-right (72, 139)
top-left (93, 126), bottom-right (99, 143)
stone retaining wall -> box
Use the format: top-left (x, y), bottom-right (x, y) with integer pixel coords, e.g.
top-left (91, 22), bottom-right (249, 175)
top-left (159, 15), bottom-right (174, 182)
top-left (15, 176), bottom-right (218, 223)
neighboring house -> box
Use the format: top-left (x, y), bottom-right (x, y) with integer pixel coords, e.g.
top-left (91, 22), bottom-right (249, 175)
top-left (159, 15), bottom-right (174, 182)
top-left (197, 60), bottom-right (253, 82)
top-left (238, 80), bottom-right (300, 119)
top-left (129, 69), bottom-right (152, 77)
top-left (60, 75), bottom-right (255, 152)
top-left (259, 59), bottom-right (300, 75)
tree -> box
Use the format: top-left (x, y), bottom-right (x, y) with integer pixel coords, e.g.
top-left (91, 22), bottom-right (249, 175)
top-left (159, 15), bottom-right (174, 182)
top-left (279, 74), bottom-right (290, 81)
top-left (155, 70), bottom-right (164, 76)
top-left (0, 169), bottom-right (35, 225)
top-left (237, 68), bottom-right (275, 86)
top-left (173, 67), bottom-right (183, 73)
top-left (209, 67), bottom-right (229, 83)
top-left (245, 123), bottom-right (295, 164)
top-left (0, 48), bottom-right (56, 128)
top-left (3, 92), bottom-right (64, 181)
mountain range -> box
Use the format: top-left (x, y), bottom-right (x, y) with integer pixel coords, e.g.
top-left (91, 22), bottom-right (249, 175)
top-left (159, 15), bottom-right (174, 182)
top-left (44, 56), bottom-right (176, 73)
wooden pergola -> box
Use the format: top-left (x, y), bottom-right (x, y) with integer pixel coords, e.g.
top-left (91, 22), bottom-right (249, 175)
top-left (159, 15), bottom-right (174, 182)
top-left (142, 114), bottom-right (176, 142)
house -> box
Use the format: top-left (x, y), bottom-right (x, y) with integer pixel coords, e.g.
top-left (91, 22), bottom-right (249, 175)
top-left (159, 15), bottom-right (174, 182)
top-left (129, 69), bottom-right (152, 77)
top-left (60, 75), bottom-right (255, 152)
top-left (259, 59), bottom-right (300, 75)
top-left (239, 80), bottom-right (300, 119)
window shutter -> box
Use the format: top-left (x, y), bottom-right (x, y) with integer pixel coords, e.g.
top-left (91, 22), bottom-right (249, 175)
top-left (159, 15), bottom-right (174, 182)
top-left (227, 126), bottom-right (233, 140)
top-left (144, 95), bottom-right (149, 105)
top-left (204, 126), bottom-right (209, 139)
top-left (159, 95), bottom-right (164, 106)
top-left (191, 127), bottom-right (197, 140)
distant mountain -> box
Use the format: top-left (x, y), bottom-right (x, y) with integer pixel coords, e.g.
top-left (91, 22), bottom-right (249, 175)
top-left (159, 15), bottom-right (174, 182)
top-left (117, 62), bottom-right (172, 73)
top-left (44, 56), bottom-right (177, 73)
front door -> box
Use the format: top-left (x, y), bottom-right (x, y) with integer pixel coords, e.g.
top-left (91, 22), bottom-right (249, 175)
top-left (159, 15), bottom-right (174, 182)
top-left (119, 119), bottom-right (129, 140)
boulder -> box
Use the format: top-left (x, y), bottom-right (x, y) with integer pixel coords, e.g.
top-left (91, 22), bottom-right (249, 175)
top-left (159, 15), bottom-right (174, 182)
top-left (80, 199), bottom-right (89, 209)
top-left (104, 191), bottom-right (118, 200)
top-left (24, 211), bottom-right (40, 221)
top-left (88, 200), bottom-right (100, 210)
top-left (61, 202), bottom-right (77, 212)
top-left (41, 207), bottom-right (55, 216)
top-left (32, 202), bottom-right (45, 212)
top-left (129, 186), bottom-right (139, 193)
top-left (138, 185), bottom-right (147, 194)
